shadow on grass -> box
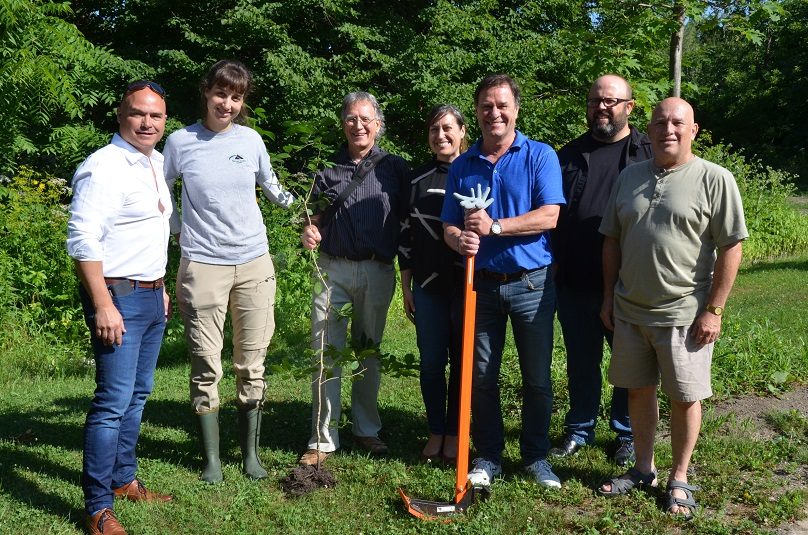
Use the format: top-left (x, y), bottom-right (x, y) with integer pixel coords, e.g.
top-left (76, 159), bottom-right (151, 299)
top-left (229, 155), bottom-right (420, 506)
top-left (741, 257), bottom-right (808, 273)
top-left (0, 443), bottom-right (84, 526)
top-left (0, 391), bottom-right (443, 479)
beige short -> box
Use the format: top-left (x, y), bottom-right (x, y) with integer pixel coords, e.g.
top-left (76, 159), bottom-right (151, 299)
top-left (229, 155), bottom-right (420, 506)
top-left (609, 317), bottom-right (713, 402)
top-left (177, 253), bottom-right (276, 412)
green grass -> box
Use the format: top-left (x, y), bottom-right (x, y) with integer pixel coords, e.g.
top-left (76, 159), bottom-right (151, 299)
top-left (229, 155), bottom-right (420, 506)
top-left (1, 254), bottom-right (807, 534)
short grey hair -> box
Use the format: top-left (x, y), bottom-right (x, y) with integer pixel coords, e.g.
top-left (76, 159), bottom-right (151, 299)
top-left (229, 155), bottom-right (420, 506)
top-left (341, 91), bottom-right (386, 138)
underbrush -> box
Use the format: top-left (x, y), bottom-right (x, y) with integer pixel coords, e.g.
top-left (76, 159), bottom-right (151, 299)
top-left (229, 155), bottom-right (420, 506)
top-left (2, 135), bottom-right (807, 382)
top-left (697, 137), bottom-right (808, 261)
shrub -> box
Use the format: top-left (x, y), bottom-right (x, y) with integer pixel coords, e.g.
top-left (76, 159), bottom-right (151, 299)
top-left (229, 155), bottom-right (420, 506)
top-left (0, 166), bottom-right (87, 374)
top-left (696, 137), bottom-right (808, 261)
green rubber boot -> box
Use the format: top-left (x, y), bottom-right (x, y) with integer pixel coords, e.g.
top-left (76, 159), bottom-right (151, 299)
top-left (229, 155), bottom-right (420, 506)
top-left (197, 411), bottom-right (223, 484)
top-left (238, 403), bottom-right (268, 479)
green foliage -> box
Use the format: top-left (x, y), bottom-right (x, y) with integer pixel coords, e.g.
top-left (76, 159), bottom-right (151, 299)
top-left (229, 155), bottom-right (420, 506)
top-left (0, 0), bottom-right (150, 175)
top-left (0, 166), bottom-right (86, 373)
top-left (695, 136), bottom-right (808, 261)
top-left (687, 0), bottom-right (808, 184)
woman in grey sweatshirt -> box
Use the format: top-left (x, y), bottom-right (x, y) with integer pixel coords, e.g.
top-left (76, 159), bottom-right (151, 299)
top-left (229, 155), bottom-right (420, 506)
top-left (164, 59), bottom-right (294, 484)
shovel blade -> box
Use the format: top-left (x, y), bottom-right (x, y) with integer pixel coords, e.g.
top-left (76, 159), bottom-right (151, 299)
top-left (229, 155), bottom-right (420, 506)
top-left (398, 486), bottom-right (488, 521)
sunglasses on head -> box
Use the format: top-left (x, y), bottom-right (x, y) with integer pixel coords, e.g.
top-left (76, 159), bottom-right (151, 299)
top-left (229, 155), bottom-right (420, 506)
top-left (125, 80), bottom-right (166, 99)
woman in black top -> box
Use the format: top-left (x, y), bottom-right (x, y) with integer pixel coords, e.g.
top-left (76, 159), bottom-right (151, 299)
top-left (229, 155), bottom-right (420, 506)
top-left (400, 104), bottom-right (468, 462)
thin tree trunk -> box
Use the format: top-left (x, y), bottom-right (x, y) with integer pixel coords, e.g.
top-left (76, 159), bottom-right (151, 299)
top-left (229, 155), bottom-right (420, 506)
top-left (670, 2), bottom-right (686, 97)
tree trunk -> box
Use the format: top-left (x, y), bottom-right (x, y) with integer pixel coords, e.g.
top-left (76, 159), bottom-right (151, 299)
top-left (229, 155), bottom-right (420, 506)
top-left (669, 2), bottom-right (686, 97)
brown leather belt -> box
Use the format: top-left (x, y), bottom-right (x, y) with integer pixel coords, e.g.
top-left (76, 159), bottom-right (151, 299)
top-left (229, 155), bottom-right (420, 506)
top-left (477, 267), bottom-right (544, 283)
top-left (104, 277), bottom-right (164, 289)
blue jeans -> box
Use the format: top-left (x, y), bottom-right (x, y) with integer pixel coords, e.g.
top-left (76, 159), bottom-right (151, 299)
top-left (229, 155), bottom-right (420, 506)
top-left (556, 284), bottom-right (631, 445)
top-left (413, 283), bottom-right (462, 436)
top-left (472, 267), bottom-right (555, 466)
top-left (79, 284), bottom-right (166, 515)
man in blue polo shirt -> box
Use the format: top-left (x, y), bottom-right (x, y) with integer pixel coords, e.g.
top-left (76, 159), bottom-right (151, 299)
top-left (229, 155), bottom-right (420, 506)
top-left (441, 74), bottom-right (566, 488)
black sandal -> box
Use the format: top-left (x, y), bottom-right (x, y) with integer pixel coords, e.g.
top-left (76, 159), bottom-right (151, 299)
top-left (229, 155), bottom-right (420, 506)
top-left (597, 467), bottom-right (658, 496)
top-left (663, 479), bottom-right (699, 520)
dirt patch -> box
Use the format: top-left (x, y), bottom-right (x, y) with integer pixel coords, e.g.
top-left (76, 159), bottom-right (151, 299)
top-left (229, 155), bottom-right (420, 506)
top-left (708, 384), bottom-right (808, 440)
top-left (708, 384), bottom-right (808, 534)
top-left (281, 465), bottom-right (338, 497)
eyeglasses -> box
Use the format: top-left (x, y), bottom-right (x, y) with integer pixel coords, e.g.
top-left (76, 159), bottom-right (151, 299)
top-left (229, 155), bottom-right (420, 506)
top-left (125, 80), bottom-right (166, 99)
top-left (586, 97), bottom-right (632, 108)
top-left (344, 115), bottom-right (377, 126)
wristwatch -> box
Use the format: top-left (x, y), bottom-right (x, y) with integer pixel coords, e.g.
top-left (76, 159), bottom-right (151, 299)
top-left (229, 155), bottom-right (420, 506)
top-left (490, 219), bottom-right (502, 236)
top-left (706, 304), bottom-right (724, 316)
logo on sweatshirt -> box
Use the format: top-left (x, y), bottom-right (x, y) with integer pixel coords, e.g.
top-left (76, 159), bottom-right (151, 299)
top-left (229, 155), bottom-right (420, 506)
top-left (229, 154), bottom-right (246, 164)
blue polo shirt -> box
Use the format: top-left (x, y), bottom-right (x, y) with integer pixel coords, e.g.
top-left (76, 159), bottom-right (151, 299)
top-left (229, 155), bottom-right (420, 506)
top-left (440, 131), bottom-right (565, 272)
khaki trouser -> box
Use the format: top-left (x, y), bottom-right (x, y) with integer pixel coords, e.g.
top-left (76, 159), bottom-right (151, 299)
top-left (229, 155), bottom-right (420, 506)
top-left (307, 254), bottom-right (396, 452)
top-left (177, 253), bottom-right (276, 413)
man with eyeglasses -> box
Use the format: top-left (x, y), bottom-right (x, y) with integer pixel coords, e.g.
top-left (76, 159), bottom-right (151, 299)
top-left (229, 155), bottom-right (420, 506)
top-left (299, 91), bottom-right (409, 466)
top-left (550, 75), bottom-right (652, 466)
top-left (68, 80), bottom-right (173, 535)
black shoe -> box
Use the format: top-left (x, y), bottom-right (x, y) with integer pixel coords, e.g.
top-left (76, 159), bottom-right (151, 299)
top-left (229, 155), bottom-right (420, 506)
top-left (612, 439), bottom-right (635, 467)
top-left (549, 437), bottom-right (583, 458)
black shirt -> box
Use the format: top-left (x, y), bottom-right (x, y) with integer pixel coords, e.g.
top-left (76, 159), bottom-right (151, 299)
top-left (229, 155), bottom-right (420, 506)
top-left (399, 159), bottom-right (463, 292)
top-left (554, 127), bottom-right (654, 290)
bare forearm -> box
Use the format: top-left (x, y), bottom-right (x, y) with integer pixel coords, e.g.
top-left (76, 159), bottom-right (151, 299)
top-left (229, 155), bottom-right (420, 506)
top-left (74, 259), bottom-right (125, 346)
top-left (73, 260), bottom-right (113, 310)
top-left (498, 205), bottom-right (560, 236)
top-left (400, 268), bottom-right (413, 291)
top-left (443, 222), bottom-right (478, 257)
top-left (707, 241), bottom-right (743, 307)
top-left (601, 236), bottom-right (621, 298)
top-left (443, 224), bottom-right (462, 253)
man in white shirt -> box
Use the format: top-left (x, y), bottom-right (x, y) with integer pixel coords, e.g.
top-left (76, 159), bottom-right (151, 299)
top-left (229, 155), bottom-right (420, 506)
top-left (67, 81), bottom-right (174, 535)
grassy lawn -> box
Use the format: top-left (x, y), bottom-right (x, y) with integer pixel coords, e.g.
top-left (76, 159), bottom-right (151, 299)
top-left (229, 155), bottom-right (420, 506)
top-left (1, 254), bottom-right (807, 534)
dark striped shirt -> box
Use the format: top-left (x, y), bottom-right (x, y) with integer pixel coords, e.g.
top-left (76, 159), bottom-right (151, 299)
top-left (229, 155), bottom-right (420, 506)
top-left (312, 144), bottom-right (410, 261)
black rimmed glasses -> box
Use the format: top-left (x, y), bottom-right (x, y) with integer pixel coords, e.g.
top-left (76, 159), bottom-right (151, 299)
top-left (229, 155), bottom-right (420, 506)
top-left (125, 80), bottom-right (166, 99)
top-left (586, 97), bottom-right (632, 108)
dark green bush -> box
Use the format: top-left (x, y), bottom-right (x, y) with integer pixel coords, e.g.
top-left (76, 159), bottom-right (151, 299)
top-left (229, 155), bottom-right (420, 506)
top-left (0, 167), bottom-right (83, 340)
top-left (696, 137), bottom-right (808, 262)
top-left (0, 166), bottom-right (87, 375)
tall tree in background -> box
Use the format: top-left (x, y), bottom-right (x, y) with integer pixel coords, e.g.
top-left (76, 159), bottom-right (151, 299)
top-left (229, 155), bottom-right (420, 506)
top-left (688, 0), bottom-right (804, 182)
top-left (1, 0), bottom-right (796, 177)
top-left (0, 0), bottom-right (148, 174)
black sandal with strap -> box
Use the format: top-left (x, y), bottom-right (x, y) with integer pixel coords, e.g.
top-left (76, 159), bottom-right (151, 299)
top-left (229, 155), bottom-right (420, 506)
top-left (597, 467), bottom-right (658, 496)
top-left (663, 479), bottom-right (699, 520)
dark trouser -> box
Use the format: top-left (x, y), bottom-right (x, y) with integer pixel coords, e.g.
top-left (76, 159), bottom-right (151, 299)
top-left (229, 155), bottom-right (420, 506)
top-left (79, 284), bottom-right (166, 515)
top-left (472, 267), bottom-right (555, 466)
top-left (413, 283), bottom-right (462, 436)
top-left (556, 283), bottom-right (631, 445)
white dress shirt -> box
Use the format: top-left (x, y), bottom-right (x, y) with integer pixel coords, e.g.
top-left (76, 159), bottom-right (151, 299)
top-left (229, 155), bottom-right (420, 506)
top-left (67, 134), bottom-right (172, 280)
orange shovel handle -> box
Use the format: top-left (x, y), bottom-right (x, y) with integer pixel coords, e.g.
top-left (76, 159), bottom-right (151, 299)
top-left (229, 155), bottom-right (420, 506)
top-left (455, 255), bottom-right (476, 501)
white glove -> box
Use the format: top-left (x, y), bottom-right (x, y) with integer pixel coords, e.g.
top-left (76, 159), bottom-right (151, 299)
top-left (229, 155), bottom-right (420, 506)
top-left (453, 184), bottom-right (495, 210)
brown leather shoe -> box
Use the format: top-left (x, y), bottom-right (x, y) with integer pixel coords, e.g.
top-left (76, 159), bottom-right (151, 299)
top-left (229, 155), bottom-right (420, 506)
top-left (85, 508), bottom-right (127, 535)
top-left (298, 449), bottom-right (331, 466)
top-left (113, 479), bottom-right (173, 503)
top-left (354, 435), bottom-right (388, 455)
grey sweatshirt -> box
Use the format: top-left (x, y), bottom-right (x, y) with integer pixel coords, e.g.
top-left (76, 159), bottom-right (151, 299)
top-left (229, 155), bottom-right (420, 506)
top-left (164, 123), bottom-right (294, 264)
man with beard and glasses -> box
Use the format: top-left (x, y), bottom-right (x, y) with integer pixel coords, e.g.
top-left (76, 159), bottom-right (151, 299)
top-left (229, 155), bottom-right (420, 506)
top-left (550, 75), bottom-right (652, 466)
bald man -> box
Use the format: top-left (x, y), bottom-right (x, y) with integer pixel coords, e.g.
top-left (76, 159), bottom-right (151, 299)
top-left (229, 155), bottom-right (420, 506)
top-left (596, 98), bottom-right (747, 518)
top-left (551, 75), bottom-right (652, 465)
top-left (68, 81), bottom-right (174, 535)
